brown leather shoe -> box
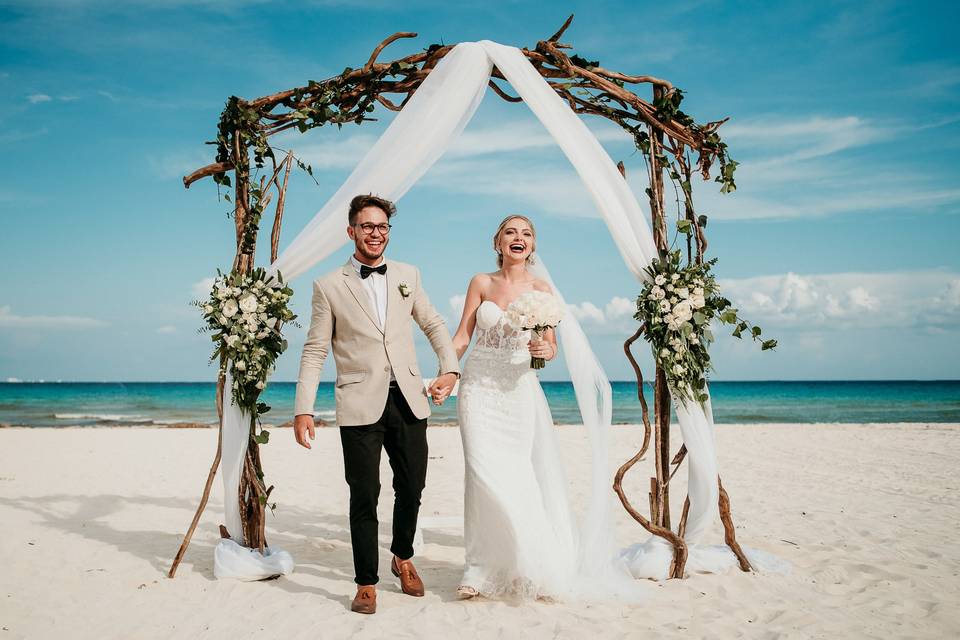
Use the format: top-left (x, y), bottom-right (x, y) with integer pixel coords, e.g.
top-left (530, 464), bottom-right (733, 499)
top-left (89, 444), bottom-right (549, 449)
top-left (351, 585), bottom-right (377, 614)
top-left (391, 556), bottom-right (425, 597)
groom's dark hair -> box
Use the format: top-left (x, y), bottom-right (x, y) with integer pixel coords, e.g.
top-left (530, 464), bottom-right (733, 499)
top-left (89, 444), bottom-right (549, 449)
top-left (348, 194), bottom-right (397, 225)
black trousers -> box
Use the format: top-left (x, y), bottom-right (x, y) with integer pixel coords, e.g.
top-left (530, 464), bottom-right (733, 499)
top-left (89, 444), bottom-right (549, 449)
top-left (339, 384), bottom-right (428, 586)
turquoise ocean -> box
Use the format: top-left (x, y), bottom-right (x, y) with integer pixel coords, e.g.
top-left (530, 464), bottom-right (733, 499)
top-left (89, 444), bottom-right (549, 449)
top-left (1, 380), bottom-right (958, 427)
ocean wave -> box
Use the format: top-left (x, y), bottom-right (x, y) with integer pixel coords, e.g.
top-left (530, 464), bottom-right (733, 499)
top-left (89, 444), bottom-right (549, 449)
top-left (54, 413), bottom-right (153, 423)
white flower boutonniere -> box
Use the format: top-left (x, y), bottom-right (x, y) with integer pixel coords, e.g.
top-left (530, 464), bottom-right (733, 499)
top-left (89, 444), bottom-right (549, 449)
top-left (398, 282), bottom-right (411, 299)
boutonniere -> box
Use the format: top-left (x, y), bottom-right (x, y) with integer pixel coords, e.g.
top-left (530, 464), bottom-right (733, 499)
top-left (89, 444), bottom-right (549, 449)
top-left (398, 282), bottom-right (411, 299)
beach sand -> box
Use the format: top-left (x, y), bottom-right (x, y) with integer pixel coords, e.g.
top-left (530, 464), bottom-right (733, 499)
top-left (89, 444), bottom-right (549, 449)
top-left (1, 423), bottom-right (957, 639)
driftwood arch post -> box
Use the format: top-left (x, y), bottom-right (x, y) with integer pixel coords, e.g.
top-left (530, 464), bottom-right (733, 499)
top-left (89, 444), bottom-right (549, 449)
top-left (168, 16), bottom-right (752, 579)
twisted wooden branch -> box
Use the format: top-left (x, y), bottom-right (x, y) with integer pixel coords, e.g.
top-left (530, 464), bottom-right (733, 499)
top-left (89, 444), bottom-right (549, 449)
top-left (613, 324), bottom-right (687, 578)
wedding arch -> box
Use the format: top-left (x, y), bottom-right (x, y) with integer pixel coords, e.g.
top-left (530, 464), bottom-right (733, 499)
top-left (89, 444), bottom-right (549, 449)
top-left (168, 17), bottom-right (774, 581)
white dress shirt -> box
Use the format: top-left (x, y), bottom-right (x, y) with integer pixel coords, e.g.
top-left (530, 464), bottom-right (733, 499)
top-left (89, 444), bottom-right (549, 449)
top-left (350, 255), bottom-right (393, 380)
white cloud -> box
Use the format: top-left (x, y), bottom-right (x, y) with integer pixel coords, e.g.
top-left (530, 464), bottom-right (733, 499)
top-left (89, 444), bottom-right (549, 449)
top-left (723, 115), bottom-right (885, 166)
top-left (425, 157), bottom-right (595, 217)
top-left (719, 271), bottom-right (960, 329)
top-left (448, 120), bottom-right (626, 158)
top-left (0, 305), bottom-right (107, 329)
top-left (0, 127), bottom-right (49, 145)
top-left (605, 296), bottom-right (636, 320)
top-left (157, 325), bottom-right (177, 334)
top-left (191, 277), bottom-right (215, 298)
top-left (148, 150), bottom-right (215, 181)
top-left (272, 130), bottom-right (378, 172)
top-left (449, 294), bottom-right (466, 317)
top-left (567, 301), bottom-right (606, 324)
top-left (27, 93), bottom-right (51, 104)
top-left (559, 272), bottom-right (960, 337)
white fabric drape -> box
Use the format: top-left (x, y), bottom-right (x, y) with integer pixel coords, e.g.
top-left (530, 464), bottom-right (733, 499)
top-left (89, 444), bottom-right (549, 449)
top-left (215, 39), bottom-right (746, 581)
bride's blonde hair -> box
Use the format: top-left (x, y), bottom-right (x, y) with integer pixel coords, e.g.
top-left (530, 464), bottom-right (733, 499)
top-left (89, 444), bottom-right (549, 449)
top-left (493, 214), bottom-right (537, 268)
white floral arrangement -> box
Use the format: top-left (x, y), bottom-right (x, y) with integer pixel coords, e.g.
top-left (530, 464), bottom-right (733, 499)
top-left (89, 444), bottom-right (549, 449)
top-left (505, 290), bottom-right (565, 369)
top-left (196, 267), bottom-right (298, 424)
top-left (636, 250), bottom-right (775, 405)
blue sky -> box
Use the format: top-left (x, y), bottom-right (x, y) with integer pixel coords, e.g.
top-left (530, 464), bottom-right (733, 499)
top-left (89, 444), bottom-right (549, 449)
top-left (1, 0), bottom-right (958, 382)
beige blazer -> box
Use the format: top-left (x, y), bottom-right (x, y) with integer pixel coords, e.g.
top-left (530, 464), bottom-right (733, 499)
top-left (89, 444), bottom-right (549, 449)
top-left (293, 258), bottom-right (460, 426)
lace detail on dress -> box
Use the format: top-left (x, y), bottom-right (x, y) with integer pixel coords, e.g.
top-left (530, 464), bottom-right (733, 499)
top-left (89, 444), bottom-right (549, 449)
top-left (463, 301), bottom-right (533, 391)
top-left (472, 302), bottom-right (530, 353)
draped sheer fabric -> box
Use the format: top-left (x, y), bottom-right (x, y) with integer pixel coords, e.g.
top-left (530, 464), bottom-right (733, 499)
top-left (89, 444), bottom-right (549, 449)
top-left (214, 40), bottom-right (753, 581)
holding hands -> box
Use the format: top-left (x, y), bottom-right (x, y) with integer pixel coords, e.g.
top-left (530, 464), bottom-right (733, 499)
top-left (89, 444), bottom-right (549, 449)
top-left (428, 372), bottom-right (458, 406)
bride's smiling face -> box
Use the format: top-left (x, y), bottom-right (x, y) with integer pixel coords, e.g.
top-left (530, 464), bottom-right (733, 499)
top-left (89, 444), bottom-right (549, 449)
top-left (496, 217), bottom-right (535, 265)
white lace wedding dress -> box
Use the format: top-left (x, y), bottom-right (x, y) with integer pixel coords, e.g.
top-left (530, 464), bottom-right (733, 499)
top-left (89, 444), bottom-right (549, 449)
top-left (456, 299), bottom-right (580, 599)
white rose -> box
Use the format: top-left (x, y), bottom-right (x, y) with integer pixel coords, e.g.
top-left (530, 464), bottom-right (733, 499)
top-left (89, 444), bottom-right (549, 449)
top-left (660, 348), bottom-right (670, 357)
top-left (690, 335), bottom-right (700, 345)
top-left (693, 287), bottom-right (704, 297)
top-left (257, 329), bottom-right (271, 339)
top-left (224, 335), bottom-right (240, 348)
top-left (235, 360), bottom-right (246, 371)
top-left (222, 299), bottom-right (239, 318)
top-left (672, 363), bottom-right (685, 375)
top-left (659, 299), bottom-right (671, 313)
top-left (216, 286), bottom-right (229, 300)
top-left (677, 288), bottom-right (690, 299)
top-left (239, 293), bottom-right (258, 313)
top-left (691, 295), bottom-right (706, 309)
top-left (267, 316), bottom-right (278, 326)
top-left (667, 315), bottom-right (682, 331)
top-left (673, 300), bottom-right (693, 322)
top-left (218, 314), bottom-right (228, 326)
top-left (203, 304), bottom-right (214, 314)
top-left (671, 274), bottom-right (680, 282)
top-left (231, 287), bottom-right (241, 296)
top-left (666, 284), bottom-right (674, 292)
top-left (654, 274), bottom-right (667, 286)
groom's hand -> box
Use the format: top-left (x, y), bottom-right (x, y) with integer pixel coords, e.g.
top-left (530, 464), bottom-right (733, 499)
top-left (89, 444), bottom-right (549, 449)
top-left (428, 373), bottom-right (457, 405)
top-left (293, 414), bottom-right (316, 449)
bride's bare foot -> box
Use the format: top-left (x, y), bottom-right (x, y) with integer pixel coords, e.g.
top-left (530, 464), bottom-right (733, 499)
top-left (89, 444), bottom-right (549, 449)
top-left (456, 585), bottom-right (480, 600)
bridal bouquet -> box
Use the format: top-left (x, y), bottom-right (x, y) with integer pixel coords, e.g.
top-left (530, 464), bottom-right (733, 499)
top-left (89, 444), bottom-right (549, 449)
top-left (636, 250), bottom-right (775, 405)
top-left (505, 291), bottom-right (565, 369)
top-left (196, 268), bottom-right (297, 420)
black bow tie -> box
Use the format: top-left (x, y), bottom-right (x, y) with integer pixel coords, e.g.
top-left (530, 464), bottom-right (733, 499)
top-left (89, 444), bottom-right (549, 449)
top-left (360, 263), bottom-right (387, 279)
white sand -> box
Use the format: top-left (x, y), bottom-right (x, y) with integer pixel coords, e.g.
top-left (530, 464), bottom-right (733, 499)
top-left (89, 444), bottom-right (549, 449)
top-left (1, 423), bottom-right (958, 639)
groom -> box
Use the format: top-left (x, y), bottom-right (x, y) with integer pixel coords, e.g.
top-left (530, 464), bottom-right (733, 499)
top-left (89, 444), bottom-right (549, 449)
top-left (292, 194), bottom-right (459, 614)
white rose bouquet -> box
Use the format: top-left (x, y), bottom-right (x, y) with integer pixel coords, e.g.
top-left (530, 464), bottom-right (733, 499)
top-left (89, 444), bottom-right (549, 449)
top-left (195, 267), bottom-right (298, 423)
top-left (505, 290), bottom-right (565, 369)
top-left (635, 250), bottom-right (776, 405)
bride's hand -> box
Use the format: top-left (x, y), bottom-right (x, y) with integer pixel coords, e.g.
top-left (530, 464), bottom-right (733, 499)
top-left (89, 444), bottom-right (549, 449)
top-left (527, 338), bottom-right (554, 361)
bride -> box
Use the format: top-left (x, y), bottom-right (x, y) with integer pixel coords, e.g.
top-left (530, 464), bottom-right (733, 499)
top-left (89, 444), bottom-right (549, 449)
top-left (440, 214), bottom-right (580, 600)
